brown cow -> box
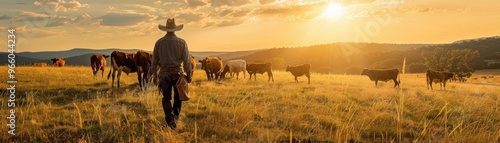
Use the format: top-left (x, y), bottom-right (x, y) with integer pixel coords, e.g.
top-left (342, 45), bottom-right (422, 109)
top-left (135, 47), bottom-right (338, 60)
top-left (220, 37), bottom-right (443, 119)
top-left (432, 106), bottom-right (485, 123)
top-left (107, 51), bottom-right (137, 87)
top-left (136, 50), bottom-right (152, 90)
top-left (91, 54), bottom-right (109, 80)
top-left (220, 64), bottom-right (230, 79)
top-left (33, 62), bottom-right (48, 67)
top-left (199, 57), bottom-right (223, 81)
top-left (246, 63), bottom-right (274, 82)
top-left (426, 69), bottom-right (454, 90)
top-left (51, 58), bottom-right (65, 67)
top-left (286, 64), bottom-right (311, 84)
top-left (361, 69), bottom-right (400, 88)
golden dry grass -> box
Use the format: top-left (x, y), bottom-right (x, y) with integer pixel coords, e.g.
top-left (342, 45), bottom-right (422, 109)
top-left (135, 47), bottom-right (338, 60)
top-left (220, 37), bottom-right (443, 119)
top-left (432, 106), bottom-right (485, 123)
top-left (0, 66), bottom-right (499, 142)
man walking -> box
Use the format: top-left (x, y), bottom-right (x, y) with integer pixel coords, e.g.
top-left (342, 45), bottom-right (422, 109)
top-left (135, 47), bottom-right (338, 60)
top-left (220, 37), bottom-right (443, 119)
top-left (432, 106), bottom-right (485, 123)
top-left (152, 18), bottom-right (192, 129)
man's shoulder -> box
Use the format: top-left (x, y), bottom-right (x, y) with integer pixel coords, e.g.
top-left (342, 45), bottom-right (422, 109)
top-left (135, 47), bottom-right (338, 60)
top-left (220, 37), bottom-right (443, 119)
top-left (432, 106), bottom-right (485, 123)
top-left (156, 36), bottom-right (186, 43)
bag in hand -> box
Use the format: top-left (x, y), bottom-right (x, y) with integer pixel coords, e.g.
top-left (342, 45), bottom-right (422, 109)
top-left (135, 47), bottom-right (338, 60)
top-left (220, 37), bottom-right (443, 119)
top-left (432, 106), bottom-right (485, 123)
top-left (176, 73), bottom-right (190, 101)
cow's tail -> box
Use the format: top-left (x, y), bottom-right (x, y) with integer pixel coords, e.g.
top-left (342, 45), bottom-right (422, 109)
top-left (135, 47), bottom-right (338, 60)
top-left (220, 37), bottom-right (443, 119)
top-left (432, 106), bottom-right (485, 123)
top-left (107, 56), bottom-right (115, 80)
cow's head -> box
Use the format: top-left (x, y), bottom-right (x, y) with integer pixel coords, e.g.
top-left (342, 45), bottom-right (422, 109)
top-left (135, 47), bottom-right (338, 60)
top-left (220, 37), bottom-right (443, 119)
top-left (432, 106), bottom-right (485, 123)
top-left (445, 72), bottom-right (455, 80)
top-left (199, 57), bottom-right (211, 70)
top-left (361, 69), bottom-right (369, 75)
top-left (51, 58), bottom-right (64, 64)
top-left (51, 58), bottom-right (58, 64)
top-left (285, 65), bottom-right (290, 72)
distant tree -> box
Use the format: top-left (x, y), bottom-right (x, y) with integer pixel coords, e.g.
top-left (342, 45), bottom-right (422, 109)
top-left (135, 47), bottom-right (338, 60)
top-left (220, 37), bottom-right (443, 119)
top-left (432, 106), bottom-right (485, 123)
top-left (468, 57), bottom-right (488, 70)
top-left (422, 47), bottom-right (479, 77)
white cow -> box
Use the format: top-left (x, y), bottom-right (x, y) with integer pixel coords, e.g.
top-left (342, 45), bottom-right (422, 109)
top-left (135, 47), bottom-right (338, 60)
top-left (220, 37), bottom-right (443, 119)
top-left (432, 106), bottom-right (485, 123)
top-left (225, 59), bottom-right (246, 79)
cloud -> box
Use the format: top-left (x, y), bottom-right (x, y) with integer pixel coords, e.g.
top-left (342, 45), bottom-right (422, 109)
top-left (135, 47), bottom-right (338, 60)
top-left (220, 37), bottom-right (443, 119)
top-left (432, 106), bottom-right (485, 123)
top-left (254, 1), bottom-right (327, 20)
top-left (341, 0), bottom-right (377, 5)
top-left (352, 6), bottom-right (448, 17)
top-left (15, 11), bottom-right (99, 27)
top-left (34, 0), bottom-right (89, 12)
top-left (98, 12), bottom-right (156, 26)
top-left (213, 8), bottom-right (251, 17)
top-left (176, 12), bottom-right (204, 23)
top-left (135, 4), bottom-right (158, 12)
top-left (185, 0), bottom-right (207, 8)
top-left (202, 18), bottom-right (246, 28)
top-left (0, 15), bottom-right (12, 20)
top-left (259, 0), bottom-right (275, 5)
top-left (208, 0), bottom-right (252, 7)
top-left (16, 26), bottom-right (61, 38)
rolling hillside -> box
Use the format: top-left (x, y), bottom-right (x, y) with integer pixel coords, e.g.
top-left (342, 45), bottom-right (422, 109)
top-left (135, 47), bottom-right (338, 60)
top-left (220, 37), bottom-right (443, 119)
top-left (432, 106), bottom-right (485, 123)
top-left (235, 36), bottom-right (500, 73)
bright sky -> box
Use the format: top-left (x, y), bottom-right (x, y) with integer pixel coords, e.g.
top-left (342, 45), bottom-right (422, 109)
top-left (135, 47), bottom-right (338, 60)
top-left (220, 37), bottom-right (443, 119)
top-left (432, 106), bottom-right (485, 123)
top-left (1, 0), bottom-right (499, 52)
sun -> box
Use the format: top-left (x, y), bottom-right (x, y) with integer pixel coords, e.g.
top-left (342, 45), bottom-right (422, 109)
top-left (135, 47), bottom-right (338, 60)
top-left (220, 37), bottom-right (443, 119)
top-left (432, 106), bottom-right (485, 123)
top-left (321, 2), bottom-right (345, 19)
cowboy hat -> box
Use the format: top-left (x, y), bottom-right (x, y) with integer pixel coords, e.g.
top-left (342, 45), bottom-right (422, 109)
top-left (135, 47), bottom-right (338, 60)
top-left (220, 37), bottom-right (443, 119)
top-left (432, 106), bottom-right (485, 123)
top-left (158, 18), bottom-right (183, 32)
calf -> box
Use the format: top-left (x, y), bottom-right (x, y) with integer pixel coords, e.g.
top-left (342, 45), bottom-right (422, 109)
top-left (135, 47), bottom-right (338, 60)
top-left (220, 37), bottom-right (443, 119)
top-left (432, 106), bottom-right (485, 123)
top-left (426, 69), bottom-right (454, 90)
top-left (221, 59), bottom-right (246, 79)
top-left (286, 64), bottom-right (311, 84)
top-left (33, 62), bottom-right (48, 67)
top-left (199, 57), bottom-right (223, 81)
top-left (90, 54), bottom-right (109, 80)
top-left (246, 63), bottom-right (274, 82)
top-left (51, 58), bottom-right (65, 67)
top-left (107, 51), bottom-right (137, 87)
top-left (361, 69), bottom-right (400, 88)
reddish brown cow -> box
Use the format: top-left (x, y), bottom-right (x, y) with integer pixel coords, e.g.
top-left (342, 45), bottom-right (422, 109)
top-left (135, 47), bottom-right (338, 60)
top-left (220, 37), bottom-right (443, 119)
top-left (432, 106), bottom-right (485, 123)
top-left (107, 51), bottom-right (137, 87)
top-left (91, 54), bottom-right (109, 80)
top-left (199, 57), bottom-right (223, 81)
top-left (286, 64), bottom-right (311, 84)
top-left (136, 50), bottom-right (152, 90)
top-left (246, 63), bottom-right (274, 82)
top-left (33, 62), bottom-right (48, 67)
top-left (426, 69), bottom-right (454, 90)
top-left (361, 69), bottom-right (400, 88)
top-left (51, 58), bottom-right (65, 67)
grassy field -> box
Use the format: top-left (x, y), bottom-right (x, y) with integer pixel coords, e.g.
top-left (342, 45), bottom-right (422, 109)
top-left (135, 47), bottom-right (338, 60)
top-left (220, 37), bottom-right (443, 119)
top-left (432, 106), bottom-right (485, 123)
top-left (1, 66), bottom-right (500, 142)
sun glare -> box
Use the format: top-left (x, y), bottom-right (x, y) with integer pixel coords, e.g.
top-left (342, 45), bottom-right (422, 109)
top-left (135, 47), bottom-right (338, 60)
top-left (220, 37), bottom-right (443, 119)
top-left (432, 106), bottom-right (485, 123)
top-left (321, 2), bottom-right (345, 19)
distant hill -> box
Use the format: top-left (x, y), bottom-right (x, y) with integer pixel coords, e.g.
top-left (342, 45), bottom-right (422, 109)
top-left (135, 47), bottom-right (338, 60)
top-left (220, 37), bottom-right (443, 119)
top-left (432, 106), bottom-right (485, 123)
top-left (233, 36), bottom-right (500, 73)
top-left (0, 54), bottom-right (46, 66)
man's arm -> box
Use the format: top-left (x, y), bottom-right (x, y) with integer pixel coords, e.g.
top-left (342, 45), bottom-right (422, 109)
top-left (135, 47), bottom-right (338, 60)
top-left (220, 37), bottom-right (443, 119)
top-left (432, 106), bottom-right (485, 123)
top-left (182, 41), bottom-right (192, 78)
top-left (151, 41), bottom-right (160, 77)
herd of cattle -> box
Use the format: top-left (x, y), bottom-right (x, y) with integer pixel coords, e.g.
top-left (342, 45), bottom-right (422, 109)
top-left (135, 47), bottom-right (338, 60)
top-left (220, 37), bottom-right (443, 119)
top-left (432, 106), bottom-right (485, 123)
top-left (30, 50), bottom-right (474, 90)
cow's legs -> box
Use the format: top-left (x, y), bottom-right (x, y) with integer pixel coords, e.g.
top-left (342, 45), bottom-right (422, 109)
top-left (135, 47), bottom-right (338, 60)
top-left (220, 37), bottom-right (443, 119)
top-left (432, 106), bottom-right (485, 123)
top-left (137, 67), bottom-right (143, 90)
top-left (236, 72), bottom-right (239, 80)
top-left (443, 82), bottom-right (446, 90)
top-left (294, 76), bottom-right (298, 83)
top-left (429, 81), bottom-right (433, 90)
top-left (117, 67), bottom-right (124, 87)
top-left (101, 69), bottom-right (105, 79)
top-left (93, 70), bottom-right (98, 80)
top-left (143, 68), bottom-right (149, 90)
top-left (306, 73), bottom-right (310, 84)
top-left (111, 68), bottom-right (117, 87)
top-left (375, 80), bottom-right (378, 87)
top-left (393, 79), bottom-right (399, 88)
top-left (268, 72), bottom-right (274, 82)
